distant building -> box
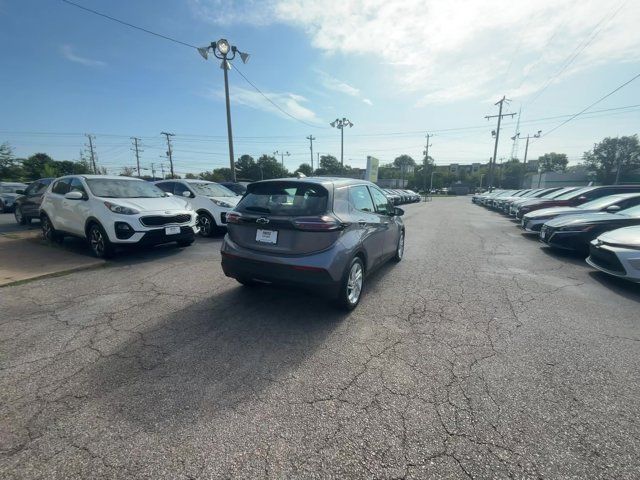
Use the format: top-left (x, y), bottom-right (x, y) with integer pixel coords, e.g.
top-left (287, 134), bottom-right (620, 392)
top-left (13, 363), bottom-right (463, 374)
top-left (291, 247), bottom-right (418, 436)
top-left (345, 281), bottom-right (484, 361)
top-left (449, 181), bottom-right (471, 195)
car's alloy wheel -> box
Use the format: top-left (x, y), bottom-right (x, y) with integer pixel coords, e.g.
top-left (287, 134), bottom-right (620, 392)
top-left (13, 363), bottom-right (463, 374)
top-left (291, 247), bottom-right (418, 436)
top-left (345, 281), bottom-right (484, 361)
top-left (90, 227), bottom-right (106, 257)
top-left (346, 261), bottom-right (363, 305)
top-left (197, 213), bottom-right (214, 237)
top-left (41, 216), bottom-right (53, 241)
top-left (14, 207), bottom-right (26, 225)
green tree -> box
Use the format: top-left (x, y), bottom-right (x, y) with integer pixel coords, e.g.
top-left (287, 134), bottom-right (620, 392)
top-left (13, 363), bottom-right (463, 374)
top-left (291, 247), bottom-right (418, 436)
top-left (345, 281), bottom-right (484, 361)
top-left (236, 154), bottom-right (261, 180)
top-left (583, 135), bottom-right (640, 184)
top-left (257, 154), bottom-right (288, 179)
top-left (120, 166), bottom-right (136, 177)
top-left (296, 163), bottom-right (313, 176)
top-left (21, 153), bottom-right (55, 180)
top-left (0, 142), bottom-right (23, 180)
top-left (314, 155), bottom-right (343, 176)
top-left (199, 168), bottom-right (233, 182)
top-left (538, 152), bottom-right (568, 173)
top-left (498, 159), bottom-right (526, 189)
top-left (184, 173), bottom-right (198, 179)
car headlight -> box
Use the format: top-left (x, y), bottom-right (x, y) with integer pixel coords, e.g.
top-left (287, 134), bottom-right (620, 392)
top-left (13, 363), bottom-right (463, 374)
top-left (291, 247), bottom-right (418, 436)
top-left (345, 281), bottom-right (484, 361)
top-left (104, 201), bottom-right (139, 215)
top-left (211, 199), bottom-right (233, 208)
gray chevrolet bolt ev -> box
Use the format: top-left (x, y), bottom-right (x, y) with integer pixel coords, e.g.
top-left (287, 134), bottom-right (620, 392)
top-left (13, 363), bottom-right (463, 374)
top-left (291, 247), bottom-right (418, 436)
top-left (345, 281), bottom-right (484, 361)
top-left (221, 177), bottom-right (405, 310)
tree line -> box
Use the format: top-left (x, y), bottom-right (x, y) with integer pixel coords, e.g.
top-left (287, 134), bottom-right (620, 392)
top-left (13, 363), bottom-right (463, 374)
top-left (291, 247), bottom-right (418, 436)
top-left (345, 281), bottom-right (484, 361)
top-left (2, 135), bottom-right (638, 189)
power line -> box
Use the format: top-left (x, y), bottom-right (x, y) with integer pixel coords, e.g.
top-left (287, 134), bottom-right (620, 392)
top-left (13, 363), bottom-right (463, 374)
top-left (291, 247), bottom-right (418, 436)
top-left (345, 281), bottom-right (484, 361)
top-left (59, 0), bottom-right (323, 130)
top-left (539, 72), bottom-right (640, 139)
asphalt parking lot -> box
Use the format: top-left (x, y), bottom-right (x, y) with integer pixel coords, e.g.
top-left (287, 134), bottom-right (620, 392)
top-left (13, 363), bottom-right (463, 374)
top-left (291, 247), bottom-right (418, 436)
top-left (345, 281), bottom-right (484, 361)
top-left (1, 197), bottom-right (639, 479)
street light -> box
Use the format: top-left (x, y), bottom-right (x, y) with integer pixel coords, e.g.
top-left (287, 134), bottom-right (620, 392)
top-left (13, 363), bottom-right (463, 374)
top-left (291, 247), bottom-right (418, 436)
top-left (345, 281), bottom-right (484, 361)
top-left (198, 39), bottom-right (250, 182)
top-left (273, 150), bottom-right (290, 167)
top-left (330, 117), bottom-right (353, 166)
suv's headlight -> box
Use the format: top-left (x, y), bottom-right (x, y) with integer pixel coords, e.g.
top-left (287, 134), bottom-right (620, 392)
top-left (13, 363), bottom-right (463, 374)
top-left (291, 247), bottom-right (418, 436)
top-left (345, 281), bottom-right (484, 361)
top-left (104, 201), bottom-right (139, 215)
top-left (211, 199), bottom-right (233, 208)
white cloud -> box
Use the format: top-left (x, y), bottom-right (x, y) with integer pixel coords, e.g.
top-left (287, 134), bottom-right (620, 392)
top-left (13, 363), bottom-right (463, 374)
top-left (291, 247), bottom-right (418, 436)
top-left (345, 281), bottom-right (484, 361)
top-left (209, 85), bottom-right (322, 124)
top-left (190, 0), bottom-right (640, 105)
top-left (60, 45), bottom-right (106, 68)
top-left (363, 98), bottom-right (373, 106)
top-left (317, 70), bottom-right (373, 105)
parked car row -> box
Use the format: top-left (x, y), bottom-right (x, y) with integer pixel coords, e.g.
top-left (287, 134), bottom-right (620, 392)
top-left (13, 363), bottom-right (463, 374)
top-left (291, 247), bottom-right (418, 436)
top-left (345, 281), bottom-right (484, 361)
top-left (383, 189), bottom-right (421, 205)
top-left (473, 185), bottom-right (640, 283)
top-left (0, 181), bottom-right (30, 213)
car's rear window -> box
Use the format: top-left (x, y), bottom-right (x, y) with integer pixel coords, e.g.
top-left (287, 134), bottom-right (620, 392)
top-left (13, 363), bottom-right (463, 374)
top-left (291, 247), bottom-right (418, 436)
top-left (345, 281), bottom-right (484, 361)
top-left (236, 182), bottom-right (328, 216)
top-left (554, 187), bottom-right (594, 200)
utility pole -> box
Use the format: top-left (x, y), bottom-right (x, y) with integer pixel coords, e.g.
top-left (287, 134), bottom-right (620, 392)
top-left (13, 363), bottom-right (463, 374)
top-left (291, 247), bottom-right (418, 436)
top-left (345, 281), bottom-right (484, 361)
top-left (151, 163), bottom-right (156, 180)
top-left (423, 133), bottom-right (432, 194)
top-left (160, 163), bottom-right (165, 179)
top-left (614, 150), bottom-right (623, 185)
top-left (161, 132), bottom-right (175, 178)
top-left (85, 134), bottom-right (97, 174)
top-left (485, 96), bottom-right (516, 192)
top-left (131, 137), bottom-right (142, 177)
top-left (306, 135), bottom-right (316, 170)
top-left (273, 150), bottom-right (290, 168)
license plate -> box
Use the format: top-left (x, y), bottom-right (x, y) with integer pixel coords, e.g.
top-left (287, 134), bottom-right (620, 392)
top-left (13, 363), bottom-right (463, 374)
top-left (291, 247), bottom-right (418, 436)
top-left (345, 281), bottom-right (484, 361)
top-left (165, 226), bottom-right (181, 235)
top-left (256, 229), bottom-right (277, 244)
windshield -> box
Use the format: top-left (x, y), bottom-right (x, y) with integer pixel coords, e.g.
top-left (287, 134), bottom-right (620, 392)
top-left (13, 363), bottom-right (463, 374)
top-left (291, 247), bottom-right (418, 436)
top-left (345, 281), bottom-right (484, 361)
top-left (0, 185), bottom-right (25, 193)
top-left (554, 187), bottom-right (593, 200)
top-left (86, 179), bottom-right (165, 198)
top-left (619, 205), bottom-right (640, 217)
top-left (237, 182), bottom-right (328, 216)
top-left (189, 182), bottom-right (236, 197)
top-left (578, 196), bottom-right (623, 210)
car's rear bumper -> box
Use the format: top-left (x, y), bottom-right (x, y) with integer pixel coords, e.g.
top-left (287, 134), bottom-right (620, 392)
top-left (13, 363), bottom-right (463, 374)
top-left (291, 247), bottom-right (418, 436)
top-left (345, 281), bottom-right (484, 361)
top-left (220, 235), bottom-right (346, 295)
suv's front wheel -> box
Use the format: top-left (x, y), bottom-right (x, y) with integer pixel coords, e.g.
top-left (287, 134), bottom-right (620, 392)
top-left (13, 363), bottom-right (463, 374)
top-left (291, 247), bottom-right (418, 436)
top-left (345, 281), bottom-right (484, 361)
top-left (88, 223), bottom-right (114, 259)
top-left (337, 256), bottom-right (365, 311)
top-left (41, 214), bottom-right (63, 244)
top-left (197, 212), bottom-right (215, 237)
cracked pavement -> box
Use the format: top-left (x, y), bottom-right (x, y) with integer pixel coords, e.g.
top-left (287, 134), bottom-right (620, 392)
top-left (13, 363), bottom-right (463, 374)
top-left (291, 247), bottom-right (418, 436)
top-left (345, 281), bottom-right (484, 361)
top-left (1, 197), bottom-right (639, 479)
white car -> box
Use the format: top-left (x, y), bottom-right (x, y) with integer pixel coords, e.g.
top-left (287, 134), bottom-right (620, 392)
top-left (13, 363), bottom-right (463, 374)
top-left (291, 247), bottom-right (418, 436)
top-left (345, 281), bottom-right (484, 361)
top-left (586, 226), bottom-right (640, 283)
top-left (40, 175), bottom-right (198, 258)
top-left (154, 179), bottom-right (240, 236)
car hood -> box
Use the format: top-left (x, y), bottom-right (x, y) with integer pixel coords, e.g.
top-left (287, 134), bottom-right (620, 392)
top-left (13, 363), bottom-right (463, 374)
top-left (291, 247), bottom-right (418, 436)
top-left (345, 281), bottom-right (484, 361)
top-left (208, 195), bottom-right (240, 206)
top-left (99, 196), bottom-right (190, 212)
top-left (1, 193), bottom-right (20, 200)
top-left (597, 226), bottom-right (640, 248)
top-left (545, 212), bottom-right (625, 227)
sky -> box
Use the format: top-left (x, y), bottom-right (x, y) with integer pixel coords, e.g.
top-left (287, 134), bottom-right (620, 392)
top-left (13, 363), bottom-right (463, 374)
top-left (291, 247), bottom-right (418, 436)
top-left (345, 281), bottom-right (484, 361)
top-left (1, 0), bottom-right (639, 176)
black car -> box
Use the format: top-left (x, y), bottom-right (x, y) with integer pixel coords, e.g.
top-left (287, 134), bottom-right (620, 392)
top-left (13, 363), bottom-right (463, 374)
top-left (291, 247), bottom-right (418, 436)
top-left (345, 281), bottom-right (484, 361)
top-left (220, 182), bottom-right (247, 196)
top-left (13, 178), bottom-right (54, 225)
top-left (539, 204), bottom-right (640, 253)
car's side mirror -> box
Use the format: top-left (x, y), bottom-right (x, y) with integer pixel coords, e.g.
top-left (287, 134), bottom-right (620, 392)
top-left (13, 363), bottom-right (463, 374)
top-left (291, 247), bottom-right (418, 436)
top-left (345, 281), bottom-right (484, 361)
top-left (605, 204), bottom-right (621, 212)
top-left (578, 196), bottom-right (587, 201)
top-left (15, 189), bottom-right (24, 195)
top-left (181, 191), bottom-right (192, 198)
top-left (393, 207), bottom-right (404, 217)
top-left (64, 191), bottom-right (85, 200)
top-left (165, 192), bottom-right (173, 197)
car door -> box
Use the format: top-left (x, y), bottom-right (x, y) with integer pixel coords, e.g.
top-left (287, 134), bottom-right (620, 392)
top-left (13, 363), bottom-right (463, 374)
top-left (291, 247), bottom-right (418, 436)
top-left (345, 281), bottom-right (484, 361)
top-left (20, 181), bottom-right (41, 218)
top-left (49, 178), bottom-right (71, 230)
top-left (61, 178), bottom-right (90, 236)
top-left (368, 185), bottom-right (398, 257)
top-left (348, 185), bottom-right (385, 269)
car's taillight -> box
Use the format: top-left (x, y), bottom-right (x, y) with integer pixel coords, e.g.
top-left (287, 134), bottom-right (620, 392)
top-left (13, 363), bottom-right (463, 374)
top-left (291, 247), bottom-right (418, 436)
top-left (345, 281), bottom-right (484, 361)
top-left (292, 215), bottom-right (342, 231)
top-left (226, 212), bottom-right (242, 224)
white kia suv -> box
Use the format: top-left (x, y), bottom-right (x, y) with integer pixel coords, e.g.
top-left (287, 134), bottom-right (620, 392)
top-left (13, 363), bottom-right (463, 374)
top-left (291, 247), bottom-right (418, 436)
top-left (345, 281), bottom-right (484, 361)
top-left (40, 175), bottom-right (198, 258)
top-left (154, 179), bottom-right (240, 236)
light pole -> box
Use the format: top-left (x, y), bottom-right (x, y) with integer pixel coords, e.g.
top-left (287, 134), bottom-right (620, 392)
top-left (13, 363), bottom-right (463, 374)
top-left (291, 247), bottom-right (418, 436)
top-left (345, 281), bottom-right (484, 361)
top-left (198, 39), bottom-right (250, 182)
top-left (479, 173), bottom-right (485, 191)
top-left (273, 150), bottom-right (290, 168)
top-left (430, 169), bottom-right (439, 192)
top-left (330, 117), bottom-right (353, 166)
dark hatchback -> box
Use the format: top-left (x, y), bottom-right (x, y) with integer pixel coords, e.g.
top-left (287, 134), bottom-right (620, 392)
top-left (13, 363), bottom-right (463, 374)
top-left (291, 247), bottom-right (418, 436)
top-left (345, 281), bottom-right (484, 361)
top-left (515, 185), bottom-right (640, 219)
top-left (221, 178), bottom-right (405, 310)
top-left (13, 178), bottom-right (54, 224)
top-left (539, 204), bottom-right (640, 253)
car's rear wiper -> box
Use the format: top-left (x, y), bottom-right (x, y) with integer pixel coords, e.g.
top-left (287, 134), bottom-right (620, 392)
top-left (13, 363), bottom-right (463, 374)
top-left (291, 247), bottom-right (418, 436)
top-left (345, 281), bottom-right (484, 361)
top-left (245, 206), bottom-right (271, 213)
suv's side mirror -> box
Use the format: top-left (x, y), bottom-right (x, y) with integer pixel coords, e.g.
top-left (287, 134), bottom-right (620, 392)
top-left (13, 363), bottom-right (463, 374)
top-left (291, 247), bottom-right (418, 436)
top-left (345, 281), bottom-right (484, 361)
top-left (181, 190), bottom-right (192, 198)
top-left (15, 189), bottom-right (24, 195)
top-left (393, 207), bottom-right (405, 217)
top-left (64, 191), bottom-right (85, 200)
top-left (605, 204), bottom-right (621, 212)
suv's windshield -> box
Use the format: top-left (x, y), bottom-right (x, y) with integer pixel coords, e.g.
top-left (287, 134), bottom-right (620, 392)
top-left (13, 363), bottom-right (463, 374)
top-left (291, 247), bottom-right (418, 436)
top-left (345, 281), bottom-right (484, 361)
top-left (188, 182), bottom-right (236, 197)
top-left (237, 182), bottom-right (328, 216)
top-left (619, 205), bottom-right (640, 217)
top-left (86, 179), bottom-right (165, 198)
top-left (578, 196), bottom-right (623, 210)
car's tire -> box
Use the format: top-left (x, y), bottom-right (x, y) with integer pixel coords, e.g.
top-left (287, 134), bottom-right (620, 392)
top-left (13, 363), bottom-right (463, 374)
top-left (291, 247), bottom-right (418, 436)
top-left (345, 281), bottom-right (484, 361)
top-left (14, 206), bottom-right (29, 225)
top-left (41, 214), bottom-right (64, 244)
top-left (0, 201), bottom-right (5, 213)
top-left (177, 238), bottom-right (194, 247)
top-left (336, 256), bottom-right (365, 311)
top-left (197, 212), bottom-right (216, 237)
top-left (88, 223), bottom-right (114, 259)
top-left (393, 230), bottom-right (405, 262)
top-left (236, 277), bottom-right (258, 287)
